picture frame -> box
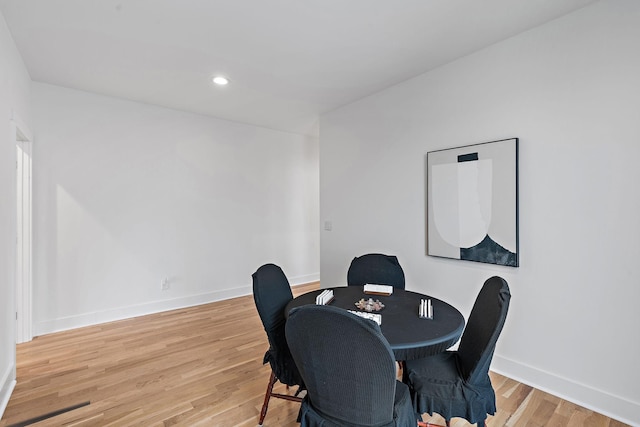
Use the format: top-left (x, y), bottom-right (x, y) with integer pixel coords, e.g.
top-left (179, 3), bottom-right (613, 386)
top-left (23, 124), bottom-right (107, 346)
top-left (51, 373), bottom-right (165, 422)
top-left (426, 138), bottom-right (519, 267)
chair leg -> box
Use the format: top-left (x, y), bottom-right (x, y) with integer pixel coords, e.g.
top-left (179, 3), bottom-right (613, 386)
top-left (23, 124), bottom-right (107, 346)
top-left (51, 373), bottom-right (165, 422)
top-left (258, 371), bottom-right (277, 426)
top-left (420, 418), bottom-right (483, 427)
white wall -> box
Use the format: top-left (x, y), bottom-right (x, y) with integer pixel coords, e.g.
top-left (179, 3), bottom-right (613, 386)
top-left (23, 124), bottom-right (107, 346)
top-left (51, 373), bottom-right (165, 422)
top-left (0, 11), bottom-right (31, 418)
top-left (320, 0), bottom-right (639, 424)
top-left (32, 82), bottom-right (319, 335)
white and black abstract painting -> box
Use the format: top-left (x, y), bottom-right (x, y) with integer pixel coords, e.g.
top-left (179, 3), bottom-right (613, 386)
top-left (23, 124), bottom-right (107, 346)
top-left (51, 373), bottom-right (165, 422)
top-left (427, 138), bottom-right (519, 267)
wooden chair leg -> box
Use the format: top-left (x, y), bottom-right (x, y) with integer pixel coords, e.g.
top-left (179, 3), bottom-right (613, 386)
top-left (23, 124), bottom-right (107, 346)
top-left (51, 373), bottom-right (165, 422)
top-left (418, 416), bottom-right (484, 427)
top-left (258, 371), bottom-right (277, 426)
top-left (418, 422), bottom-right (447, 427)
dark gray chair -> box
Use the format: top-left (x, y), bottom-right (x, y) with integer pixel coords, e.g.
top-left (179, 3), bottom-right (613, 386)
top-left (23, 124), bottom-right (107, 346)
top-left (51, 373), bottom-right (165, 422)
top-left (252, 263), bottom-right (304, 426)
top-left (347, 253), bottom-right (406, 289)
top-left (286, 304), bottom-right (416, 427)
top-left (403, 276), bottom-right (511, 427)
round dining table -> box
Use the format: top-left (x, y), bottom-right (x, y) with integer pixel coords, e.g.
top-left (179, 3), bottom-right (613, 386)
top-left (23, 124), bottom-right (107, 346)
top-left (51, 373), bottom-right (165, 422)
top-left (285, 286), bottom-right (465, 361)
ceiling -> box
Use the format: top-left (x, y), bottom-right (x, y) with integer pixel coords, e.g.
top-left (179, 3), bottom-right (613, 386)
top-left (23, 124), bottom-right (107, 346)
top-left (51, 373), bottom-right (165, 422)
top-left (1, 0), bottom-right (598, 136)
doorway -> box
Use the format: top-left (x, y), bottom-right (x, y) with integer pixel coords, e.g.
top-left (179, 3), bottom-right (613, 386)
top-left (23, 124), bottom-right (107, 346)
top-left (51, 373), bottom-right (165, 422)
top-left (13, 114), bottom-right (32, 344)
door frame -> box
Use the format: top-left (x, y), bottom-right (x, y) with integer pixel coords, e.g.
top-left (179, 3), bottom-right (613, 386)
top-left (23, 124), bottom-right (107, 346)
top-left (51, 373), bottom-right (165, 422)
top-left (12, 111), bottom-right (33, 344)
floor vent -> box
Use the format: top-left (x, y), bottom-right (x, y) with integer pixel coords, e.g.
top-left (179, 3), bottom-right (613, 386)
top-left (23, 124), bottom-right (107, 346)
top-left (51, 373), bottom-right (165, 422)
top-left (6, 401), bottom-right (90, 427)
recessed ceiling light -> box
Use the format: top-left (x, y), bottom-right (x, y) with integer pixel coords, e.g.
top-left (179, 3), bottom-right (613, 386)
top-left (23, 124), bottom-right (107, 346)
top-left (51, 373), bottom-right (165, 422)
top-left (212, 76), bottom-right (229, 86)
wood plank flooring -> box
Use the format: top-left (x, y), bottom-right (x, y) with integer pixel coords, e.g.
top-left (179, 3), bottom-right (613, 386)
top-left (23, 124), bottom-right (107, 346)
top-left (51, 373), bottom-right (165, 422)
top-left (0, 282), bottom-right (628, 427)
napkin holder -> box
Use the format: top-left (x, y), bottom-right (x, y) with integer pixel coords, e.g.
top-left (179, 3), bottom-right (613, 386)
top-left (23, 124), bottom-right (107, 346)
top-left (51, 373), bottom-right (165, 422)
top-left (348, 310), bottom-right (382, 325)
top-left (419, 298), bottom-right (433, 319)
top-left (315, 289), bottom-right (334, 305)
top-left (363, 284), bottom-right (393, 296)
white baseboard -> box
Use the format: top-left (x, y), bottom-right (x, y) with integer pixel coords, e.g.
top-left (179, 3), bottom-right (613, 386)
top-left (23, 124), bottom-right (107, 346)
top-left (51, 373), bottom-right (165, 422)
top-left (34, 273), bottom-right (320, 336)
top-left (0, 364), bottom-right (16, 420)
top-left (492, 355), bottom-right (640, 426)
top-left (289, 273), bottom-right (320, 286)
top-left (34, 286), bottom-right (253, 336)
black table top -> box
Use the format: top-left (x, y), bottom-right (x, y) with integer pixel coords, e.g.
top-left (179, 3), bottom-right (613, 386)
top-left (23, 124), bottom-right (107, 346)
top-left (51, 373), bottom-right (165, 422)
top-left (285, 286), bottom-right (465, 361)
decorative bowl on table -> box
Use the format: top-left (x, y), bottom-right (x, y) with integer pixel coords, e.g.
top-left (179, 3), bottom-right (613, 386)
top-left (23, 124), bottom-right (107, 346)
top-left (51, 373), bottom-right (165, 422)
top-left (354, 298), bottom-right (385, 312)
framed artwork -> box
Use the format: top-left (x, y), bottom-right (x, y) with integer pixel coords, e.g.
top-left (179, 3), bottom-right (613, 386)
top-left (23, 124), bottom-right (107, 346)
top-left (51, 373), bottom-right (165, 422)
top-left (426, 138), bottom-right (519, 267)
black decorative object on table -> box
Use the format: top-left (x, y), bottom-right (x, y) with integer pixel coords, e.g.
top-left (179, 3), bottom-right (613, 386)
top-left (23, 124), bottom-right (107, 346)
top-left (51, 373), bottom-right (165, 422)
top-left (355, 297), bottom-right (385, 312)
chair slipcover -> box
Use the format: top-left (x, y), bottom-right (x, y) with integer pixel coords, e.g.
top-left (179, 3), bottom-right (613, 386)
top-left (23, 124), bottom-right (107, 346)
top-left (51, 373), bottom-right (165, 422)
top-left (252, 263), bottom-right (304, 387)
top-left (347, 253), bottom-right (406, 290)
top-left (404, 276), bottom-right (511, 426)
top-left (286, 305), bottom-right (416, 427)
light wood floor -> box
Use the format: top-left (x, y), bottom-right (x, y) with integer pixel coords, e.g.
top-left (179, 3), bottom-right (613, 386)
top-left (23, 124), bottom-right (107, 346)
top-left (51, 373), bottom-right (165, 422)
top-left (0, 282), bottom-right (628, 427)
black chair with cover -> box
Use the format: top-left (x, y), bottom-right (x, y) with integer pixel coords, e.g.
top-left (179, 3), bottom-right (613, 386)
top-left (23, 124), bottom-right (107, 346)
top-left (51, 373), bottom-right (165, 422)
top-left (347, 253), bottom-right (406, 290)
top-left (252, 263), bottom-right (304, 426)
top-left (403, 276), bottom-right (511, 427)
top-left (285, 304), bottom-right (416, 427)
